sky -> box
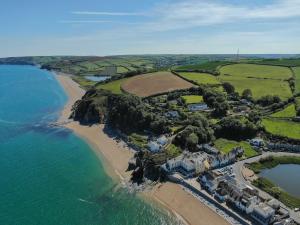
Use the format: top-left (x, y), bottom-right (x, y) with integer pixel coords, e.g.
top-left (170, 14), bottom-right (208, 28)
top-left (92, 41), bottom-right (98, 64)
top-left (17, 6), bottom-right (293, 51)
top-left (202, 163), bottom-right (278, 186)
top-left (1, 0), bottom-right (300, 57)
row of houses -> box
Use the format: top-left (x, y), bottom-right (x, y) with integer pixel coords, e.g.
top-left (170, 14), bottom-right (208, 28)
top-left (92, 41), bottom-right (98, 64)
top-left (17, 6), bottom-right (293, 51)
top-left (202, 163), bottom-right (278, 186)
top-left (200, 172), bottom-right (291, 225)
top-left (163, 147), bottom-right (244, 178)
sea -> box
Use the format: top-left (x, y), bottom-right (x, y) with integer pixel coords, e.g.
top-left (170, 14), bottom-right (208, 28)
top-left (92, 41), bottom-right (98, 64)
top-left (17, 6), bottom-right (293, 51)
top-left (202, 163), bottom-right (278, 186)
top-left (0, 65), bottom-right (180, 225)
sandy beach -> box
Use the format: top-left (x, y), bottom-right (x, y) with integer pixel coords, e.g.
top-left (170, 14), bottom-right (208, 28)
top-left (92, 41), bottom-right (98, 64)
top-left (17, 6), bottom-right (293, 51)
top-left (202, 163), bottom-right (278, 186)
top-left (55, 73), bottom-right (230, 225)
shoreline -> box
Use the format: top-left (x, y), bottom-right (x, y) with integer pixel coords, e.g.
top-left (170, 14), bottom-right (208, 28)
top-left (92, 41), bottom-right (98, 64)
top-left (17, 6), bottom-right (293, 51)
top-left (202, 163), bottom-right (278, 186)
top-left (54, 72), bottom-right (230, 225)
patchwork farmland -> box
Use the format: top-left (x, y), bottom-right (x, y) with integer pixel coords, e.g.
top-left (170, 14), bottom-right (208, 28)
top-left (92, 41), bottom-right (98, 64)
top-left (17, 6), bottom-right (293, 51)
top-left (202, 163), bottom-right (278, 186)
top-left (121, 72), bottom-right (194, 97)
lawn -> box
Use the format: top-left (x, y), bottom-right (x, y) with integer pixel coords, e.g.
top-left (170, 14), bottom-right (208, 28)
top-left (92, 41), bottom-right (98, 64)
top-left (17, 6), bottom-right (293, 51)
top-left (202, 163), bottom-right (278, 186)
top-left (178, 72), bottom-right (221, 85)
top-left (95, 78), bottom-right (128, 94)
top-left (262, 118), bottom-right (300, 140)
top-left (214, 138), bottom-right (258, 158)
top-left (72, 76), bottom-right (97, 89)
top-left (219, 75), bottom-right (292, 100)
top-left (293, 67), bottom-right (300, 94)
top-left (220, 63), bottom-right (293, 80)
top-left (181, 95), bottom-right (203, 104)
top-left (270, 104), bottom-right (296, 118)
top-left (165, 144), bottom-right (182, 158)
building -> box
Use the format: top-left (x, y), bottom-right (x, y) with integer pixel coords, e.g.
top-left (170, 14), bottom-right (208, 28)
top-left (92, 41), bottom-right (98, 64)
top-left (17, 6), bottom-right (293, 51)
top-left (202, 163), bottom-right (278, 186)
top-left (199, 171), bottom-right (231, 193)
top-left (250, 138), bottom-right (265, 148)
top-left (199, 144), bottom-right (220, 155)
top-left (164, 152), bottom-right (209, 177)
top-left (165, 110), bottom-right (179, 119)
top-left (148, 141), bottom-right (161, 152)
top-left (251, 203), bottom-right (275, 225)
top-left (188, 103), bottom-right (209, 112)
top-left (148, 135), bottom-right (168, 153)
top-left (209, 147), bottom-right (244, 169)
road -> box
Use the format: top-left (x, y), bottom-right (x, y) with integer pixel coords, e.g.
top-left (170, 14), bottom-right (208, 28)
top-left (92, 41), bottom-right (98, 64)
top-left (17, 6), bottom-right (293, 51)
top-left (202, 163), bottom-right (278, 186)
top-left (232, 151), bottom-right (300, 224)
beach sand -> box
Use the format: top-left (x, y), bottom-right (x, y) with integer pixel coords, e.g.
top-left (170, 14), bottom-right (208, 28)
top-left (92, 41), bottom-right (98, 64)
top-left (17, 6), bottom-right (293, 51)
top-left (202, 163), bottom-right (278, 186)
top-left (55, 73), bottom-right (230, 225)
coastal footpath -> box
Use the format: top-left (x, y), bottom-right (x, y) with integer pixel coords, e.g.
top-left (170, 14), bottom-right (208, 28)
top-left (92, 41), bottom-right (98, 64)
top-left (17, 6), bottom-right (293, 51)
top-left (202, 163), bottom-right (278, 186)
top-left (55, 73), bottom-right (230, 225)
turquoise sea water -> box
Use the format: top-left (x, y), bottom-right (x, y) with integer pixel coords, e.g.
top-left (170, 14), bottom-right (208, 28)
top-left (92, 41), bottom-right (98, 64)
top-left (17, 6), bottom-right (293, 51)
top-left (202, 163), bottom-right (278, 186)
top-left (0, 65), bottom-right (180, 225)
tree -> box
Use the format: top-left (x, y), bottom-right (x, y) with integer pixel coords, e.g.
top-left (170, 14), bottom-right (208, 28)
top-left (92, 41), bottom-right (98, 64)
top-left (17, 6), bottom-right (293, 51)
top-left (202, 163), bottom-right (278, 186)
top-left (242, 89), bottom-right (253, 101)
top-left (223, 82), bottom-right (235, 94)
top-left (214, 116), bottom-right (258, 140)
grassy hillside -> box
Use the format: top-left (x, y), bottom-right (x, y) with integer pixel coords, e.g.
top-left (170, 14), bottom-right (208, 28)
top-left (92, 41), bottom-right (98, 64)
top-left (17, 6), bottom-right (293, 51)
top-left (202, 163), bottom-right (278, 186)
top-left (270, 104), bottom-right (296, 118)
top-left (262, 118), bottom-right (300, 140)
top-left (95, 78), bottom-right (128, 94)
top-left (175, 61), bottom-right (231, 73)
top-left (220, 63), bottom-right (292, 80)
top-left (177, 72), bottom-right (221, 85)
top-left (219, 75), bottom-right (292, 99)
top-left (219, 63), bottom-right (293, 100)
top-left (252, 58), bottom-right (300, 67)
top-left (292, 67), bottom-right (300, 94)
top-left (214, 138), bottom-right (258, 158)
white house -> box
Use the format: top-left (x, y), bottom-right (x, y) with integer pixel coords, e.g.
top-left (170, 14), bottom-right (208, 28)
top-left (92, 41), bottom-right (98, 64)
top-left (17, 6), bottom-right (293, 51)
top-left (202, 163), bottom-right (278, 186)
top-left (251, 203), bottom-right (275, 225)
top-left (165, 152), bottom-right (208, 177)
top-left (157, 135), bottom-right (168, 146)
top-left (148, 141), bottom-right (161, 152)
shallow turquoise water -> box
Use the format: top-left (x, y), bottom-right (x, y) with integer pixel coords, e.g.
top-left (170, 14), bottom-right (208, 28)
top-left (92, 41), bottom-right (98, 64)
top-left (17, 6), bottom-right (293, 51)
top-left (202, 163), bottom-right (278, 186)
top-left (0, 65), bottom-right (180, 225)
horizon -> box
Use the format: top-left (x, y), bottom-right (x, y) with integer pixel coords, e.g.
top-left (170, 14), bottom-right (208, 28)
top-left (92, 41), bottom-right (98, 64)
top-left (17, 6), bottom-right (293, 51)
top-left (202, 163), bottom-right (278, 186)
top-left (1, 0), bottom-right (300, 57)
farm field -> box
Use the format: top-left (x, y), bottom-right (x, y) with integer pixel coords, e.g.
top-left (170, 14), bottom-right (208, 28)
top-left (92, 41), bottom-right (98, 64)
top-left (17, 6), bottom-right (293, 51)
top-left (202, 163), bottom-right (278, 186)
top-left (214, 138), bottom-right (258, 158)
top-left (220, 63), bottom-right (292, 80)
top-left (175, 61), bottom-right (231, 73)
top-left (121, 72), bottom-right (194, 97)
top-left (292, 67), bottom-right (300, 94)
top-left (270, 104), bottom-right (296, 118)
top-left (262, 118), bottom-right (300, 140)
top-left (177, 72), bottom-right (221, 85)
top-left (95, 78), bottom-right (128, 94)
top-left (182, 95), bottom-right (203, 104)
top-left (219, 75), bottom-right (292, 99)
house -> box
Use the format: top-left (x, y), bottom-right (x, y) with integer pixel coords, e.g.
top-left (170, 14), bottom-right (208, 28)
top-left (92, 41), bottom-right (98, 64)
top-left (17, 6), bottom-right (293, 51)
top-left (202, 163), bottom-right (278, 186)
top-left (148, 141), bottom-right (161, 153)
top-left (148, 135), bottom-right (168, 153)
top-left (250, 138), bottom-right (265, 148)
top-left (240, 99), bottom-right (252, 106)
top-left (209, 147), bottom-right (244, 169)
top-left (165, 111), bottom-right (179, 119)
top-left (165, 152), bottom-right (209, 177)
top-left (188, 103), bottom-right (209, 112)
top-left (157, 135), bottom-right (168, 146)
top-left (251, 203), bottom-right (275, 225)
top-left (199, 171), bottom-right (234, 194)
top-left (199, 144), bottom-right (220, 155)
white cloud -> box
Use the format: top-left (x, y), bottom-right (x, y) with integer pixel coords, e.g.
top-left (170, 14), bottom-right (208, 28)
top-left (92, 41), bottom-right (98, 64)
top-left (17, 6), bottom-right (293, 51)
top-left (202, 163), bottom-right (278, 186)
top-left (146, 0), bottom-right (300, 31)
top-left (59, 20), bottom-right (113, 24)
top-left (71, 11), bottom-right (144, 16)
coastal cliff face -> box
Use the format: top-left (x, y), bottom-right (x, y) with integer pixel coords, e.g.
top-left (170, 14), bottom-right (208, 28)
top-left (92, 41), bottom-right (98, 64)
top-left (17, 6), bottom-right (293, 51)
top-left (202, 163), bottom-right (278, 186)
top-left (70, 89), bottom-right (111, 124)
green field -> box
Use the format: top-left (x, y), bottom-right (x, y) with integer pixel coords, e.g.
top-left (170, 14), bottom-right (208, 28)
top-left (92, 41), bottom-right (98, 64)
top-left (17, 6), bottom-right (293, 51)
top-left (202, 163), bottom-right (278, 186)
top-left (262, 118), bottom-right (300, 140)
top-left (219, 75), bottom-right (292, 99)
top-left (220, 63), bottom-right (292, 80)
top-left (178, 72), bottom-right (221, 85)
top-left (293, 67), bottom-right (300, 94)
top-left (175, 61), bottom-right (231, 73)
top-left (219, 63), bottom-right (293, 99)
top-left (72, 76), bottom-right (97, 89)
top-left (214, 138), bottom-right (258, 158)
top-left (95, 78), bottom-right (128, 94)
top-left (181, 95), bottom-right (203, 104)
top-left (251, 58), bottom-right (300, 67)
top-left (270, 104), bottom-right (296, 118)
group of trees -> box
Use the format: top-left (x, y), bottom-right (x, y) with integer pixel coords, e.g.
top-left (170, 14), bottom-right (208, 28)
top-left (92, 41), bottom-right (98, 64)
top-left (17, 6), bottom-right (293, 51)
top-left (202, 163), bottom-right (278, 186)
top-left (107, 94), bottom-right (170, 134)
top-left (203, 89), bottom-right (229, 117)
top-left (174, 114), bottom-right (214, 151)
top-left (214, 116), bottom-right (258, 140)
top-left (256, 95), bottom-right (281, 107)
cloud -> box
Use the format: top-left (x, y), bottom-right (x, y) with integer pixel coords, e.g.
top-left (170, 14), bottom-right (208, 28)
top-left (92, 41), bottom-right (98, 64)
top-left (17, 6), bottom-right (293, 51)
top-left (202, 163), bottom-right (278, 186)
top-left (146, 0), bottom-right (300, 31)
top-left (59, 20), bottom-right (113, 24)
top-left (71, 11), bottom-right (144, 16)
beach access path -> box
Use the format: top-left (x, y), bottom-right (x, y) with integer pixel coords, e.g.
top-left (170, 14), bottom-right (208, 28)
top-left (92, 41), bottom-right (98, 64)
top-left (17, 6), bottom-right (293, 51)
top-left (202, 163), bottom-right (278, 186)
top-left (55, 72), bottom-right (231, 225)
